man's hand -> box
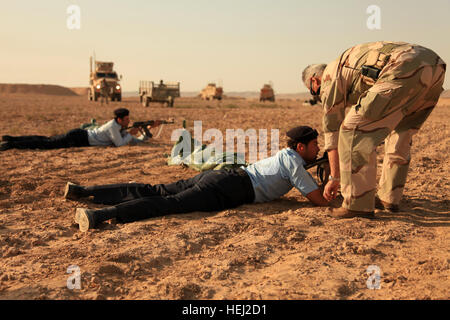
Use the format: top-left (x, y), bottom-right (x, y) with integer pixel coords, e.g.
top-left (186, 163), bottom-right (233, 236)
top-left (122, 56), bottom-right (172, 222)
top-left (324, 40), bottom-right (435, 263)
top-left (129, 127), bottom-right (140, 135)
top-left (323, 180), bottom-right (339, 201)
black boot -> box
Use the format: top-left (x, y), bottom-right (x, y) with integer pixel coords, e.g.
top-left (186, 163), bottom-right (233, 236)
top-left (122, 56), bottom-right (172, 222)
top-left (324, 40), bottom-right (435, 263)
top-left (75, 207), bottom-right (118, 232)
top-left (64, 182), bottom-right (88, 200)
top-left (0, 141), bottom-right (12, 151)
top-left (1, 135), bottom-right (14, 142)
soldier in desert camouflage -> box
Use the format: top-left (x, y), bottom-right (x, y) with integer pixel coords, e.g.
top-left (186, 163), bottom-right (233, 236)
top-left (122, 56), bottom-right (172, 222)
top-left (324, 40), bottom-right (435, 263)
top-left (100, 78), bottom-right (109, 105)
top-left (302, 41), bottom-right (446, 218)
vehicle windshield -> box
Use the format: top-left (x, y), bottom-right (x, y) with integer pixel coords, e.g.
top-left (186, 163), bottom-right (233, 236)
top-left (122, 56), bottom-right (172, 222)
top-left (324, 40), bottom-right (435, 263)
top-left (96, 72), bottom-right (117, 79)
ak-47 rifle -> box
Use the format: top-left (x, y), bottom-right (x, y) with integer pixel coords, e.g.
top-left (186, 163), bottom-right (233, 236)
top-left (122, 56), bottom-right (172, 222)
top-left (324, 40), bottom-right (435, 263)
top-left (304, 151), bottom-right (329, 184)
top-left (127, 118), bottom-right (174, 138)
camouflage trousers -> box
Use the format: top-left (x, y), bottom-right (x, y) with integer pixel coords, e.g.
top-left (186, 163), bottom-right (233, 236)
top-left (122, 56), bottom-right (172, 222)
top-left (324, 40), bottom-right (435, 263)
top-left (338, 64), bottom-right (446, 212)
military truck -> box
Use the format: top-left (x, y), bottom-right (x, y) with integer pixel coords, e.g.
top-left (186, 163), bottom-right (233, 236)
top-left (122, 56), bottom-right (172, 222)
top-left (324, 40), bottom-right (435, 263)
top-left (200, 83), bottom-right (223, 101)
top-left (139, 80), bottom-right (180, 107)
top-left (88, 57), bottom-right (122, 102)
top-left (259, 84), bottom-right (275, 102)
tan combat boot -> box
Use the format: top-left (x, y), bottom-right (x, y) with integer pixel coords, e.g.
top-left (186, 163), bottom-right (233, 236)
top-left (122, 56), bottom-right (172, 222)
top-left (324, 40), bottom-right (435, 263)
top-left (375, 197), bottom-right (399, 212)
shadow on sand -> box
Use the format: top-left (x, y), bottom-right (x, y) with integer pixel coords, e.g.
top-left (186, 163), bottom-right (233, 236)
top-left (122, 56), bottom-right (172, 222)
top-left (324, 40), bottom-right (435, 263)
top-left (375, 196), bottom-right (449, 227)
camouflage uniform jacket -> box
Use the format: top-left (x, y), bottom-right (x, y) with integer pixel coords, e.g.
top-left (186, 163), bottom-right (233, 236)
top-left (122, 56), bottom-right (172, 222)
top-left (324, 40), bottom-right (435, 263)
top-left (319, 41), bottom-right (446, 151)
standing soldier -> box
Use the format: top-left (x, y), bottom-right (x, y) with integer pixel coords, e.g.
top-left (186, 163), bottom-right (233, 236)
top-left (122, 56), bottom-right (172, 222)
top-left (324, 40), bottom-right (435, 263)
top-left (100, 78), bottom-right (109, 105)
top-left (302, 41), bottom-right (446, 218)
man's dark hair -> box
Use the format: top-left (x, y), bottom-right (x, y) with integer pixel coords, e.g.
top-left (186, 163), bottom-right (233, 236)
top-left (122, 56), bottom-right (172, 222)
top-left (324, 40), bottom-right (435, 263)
top-left (286, 126), bottom-right (318, 150)
top-left (114, 108), bottom-right (129, 120)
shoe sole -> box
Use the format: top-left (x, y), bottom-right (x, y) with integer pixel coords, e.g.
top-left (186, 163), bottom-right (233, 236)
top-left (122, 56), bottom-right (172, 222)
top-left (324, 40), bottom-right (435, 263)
top-left (0, 142), bottom-right (12, 151)
top-left (74, 209), bottom-right (81, 224)
top-left (64, 182), bottom-right (78, 201)
top-left (375, 197), bottom-right (399, 212)
top-left (76, 208), bottom-right (95, 232)
top-left (331, 212), bottom-right (375, 219)
top-left (355, 212), bottom-right (375, 219)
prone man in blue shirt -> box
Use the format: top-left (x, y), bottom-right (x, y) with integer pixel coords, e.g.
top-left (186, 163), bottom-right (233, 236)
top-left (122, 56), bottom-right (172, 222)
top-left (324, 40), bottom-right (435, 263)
top-left (0, 108), bottom-right (152, 151)
top-left (65, 125), bottom-right (332, 232)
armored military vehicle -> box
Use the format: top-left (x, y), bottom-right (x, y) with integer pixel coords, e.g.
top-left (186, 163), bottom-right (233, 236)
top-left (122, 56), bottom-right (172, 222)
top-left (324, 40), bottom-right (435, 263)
top-left (260, 84), bottom-right (275, 102)
top-left (139, 80), bottom-right (180, 107)
top-left (200, 83), bottom-right (223, 101)
top-left (88, 57), bottom-right (122, 102)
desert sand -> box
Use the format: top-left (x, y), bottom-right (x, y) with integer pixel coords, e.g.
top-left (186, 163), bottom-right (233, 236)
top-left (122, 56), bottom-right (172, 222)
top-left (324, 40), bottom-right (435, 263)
top-left (0, 91), bottom-right (448, 300)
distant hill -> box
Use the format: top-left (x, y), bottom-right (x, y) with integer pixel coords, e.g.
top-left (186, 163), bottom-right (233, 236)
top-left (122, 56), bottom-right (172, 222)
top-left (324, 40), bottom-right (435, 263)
top-left (0, 83), bottom-right (78, 96)
top-left (70, 87), bottom-right (89, 96)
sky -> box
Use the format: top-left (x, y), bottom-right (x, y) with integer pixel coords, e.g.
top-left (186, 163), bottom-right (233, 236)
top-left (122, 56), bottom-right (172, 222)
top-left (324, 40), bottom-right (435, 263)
top-left (1, 0), bottom-right (449, 93)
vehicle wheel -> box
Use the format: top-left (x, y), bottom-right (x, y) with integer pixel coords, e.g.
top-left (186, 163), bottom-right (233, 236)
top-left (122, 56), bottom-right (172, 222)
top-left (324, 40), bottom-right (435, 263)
top-left (111, 96), bottom-right (115, 102)
top-left (139, 95), bottom-right (143, 103)
top-left (117, 95), bottom-right (121, 102)
top-left (88, 91), bottom-right (92, 101)
top-left (94, 93), bottom-right (98, 101)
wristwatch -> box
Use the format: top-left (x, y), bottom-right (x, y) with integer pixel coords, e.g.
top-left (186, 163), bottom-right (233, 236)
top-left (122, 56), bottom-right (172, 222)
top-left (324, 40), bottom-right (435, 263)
top-left (328, 175), bottom-right (340, 182)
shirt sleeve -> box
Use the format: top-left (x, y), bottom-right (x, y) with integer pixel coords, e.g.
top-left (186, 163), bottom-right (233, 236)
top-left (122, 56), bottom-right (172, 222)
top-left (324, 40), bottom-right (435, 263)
top-left (320, 59), bottom-right (347, 151)
top-left (280, 153), bottom-right (319, 196)
top-left (107, 125), bottom-right (133, 147)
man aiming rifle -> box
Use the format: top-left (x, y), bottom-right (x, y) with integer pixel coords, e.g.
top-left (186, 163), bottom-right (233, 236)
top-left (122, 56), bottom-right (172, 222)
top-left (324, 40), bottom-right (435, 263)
top-left (127, 118), bottom-right (174, 138)
top-left (1, 108), bottom-right (151, 151)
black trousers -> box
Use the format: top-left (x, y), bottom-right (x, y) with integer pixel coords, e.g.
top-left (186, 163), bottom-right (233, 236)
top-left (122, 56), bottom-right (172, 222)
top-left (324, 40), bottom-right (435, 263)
top-left (87, 168), bottom-right (255, 223)
top-left (6, 128), bottom-right (89, 149)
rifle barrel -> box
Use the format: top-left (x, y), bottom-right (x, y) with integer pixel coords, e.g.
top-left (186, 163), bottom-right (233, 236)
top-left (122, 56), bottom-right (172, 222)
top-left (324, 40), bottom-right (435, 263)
top-left (126, 119), bottom-right (174, 130)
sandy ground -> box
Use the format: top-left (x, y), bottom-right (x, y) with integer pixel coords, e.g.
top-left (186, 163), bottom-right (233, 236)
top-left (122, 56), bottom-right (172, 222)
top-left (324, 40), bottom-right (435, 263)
top-left (0, 93), bottom-right (448, 300)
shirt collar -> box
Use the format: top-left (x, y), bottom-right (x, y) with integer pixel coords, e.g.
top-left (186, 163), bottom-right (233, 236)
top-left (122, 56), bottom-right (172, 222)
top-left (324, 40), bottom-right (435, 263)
top-left (285, 148), bottom-right (306, 165)
top-left (112, 119), bottom-right (125, 131)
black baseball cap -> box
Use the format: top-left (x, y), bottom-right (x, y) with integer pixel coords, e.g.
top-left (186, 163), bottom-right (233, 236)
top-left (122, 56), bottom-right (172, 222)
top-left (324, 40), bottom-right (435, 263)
top-left (286, 126), bottom-right (318, 145)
